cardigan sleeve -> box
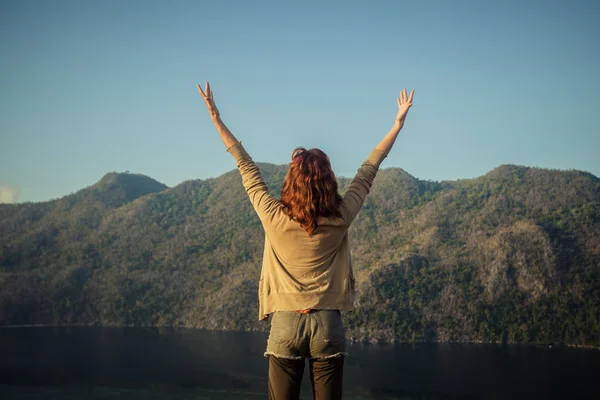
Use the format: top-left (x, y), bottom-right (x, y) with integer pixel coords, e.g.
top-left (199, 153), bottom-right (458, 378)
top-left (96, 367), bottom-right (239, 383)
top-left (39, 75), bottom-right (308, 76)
top-left (338, 148), bottom-right (387, 224)
top-left (227, 142), bottom-right (281, 222)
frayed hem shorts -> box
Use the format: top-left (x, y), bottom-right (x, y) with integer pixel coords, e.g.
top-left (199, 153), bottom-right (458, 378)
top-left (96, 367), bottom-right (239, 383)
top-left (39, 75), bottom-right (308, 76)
top-left (265, 310), bottom-right (346, 400)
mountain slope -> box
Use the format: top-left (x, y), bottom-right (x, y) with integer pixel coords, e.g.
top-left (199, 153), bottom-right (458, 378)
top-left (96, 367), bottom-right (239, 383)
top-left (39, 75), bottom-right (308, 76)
top-left (0, 165), bottom-right (598, 345)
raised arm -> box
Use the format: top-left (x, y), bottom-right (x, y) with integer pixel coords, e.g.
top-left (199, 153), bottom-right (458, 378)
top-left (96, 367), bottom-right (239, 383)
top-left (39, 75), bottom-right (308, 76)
top-left (196, 82), bottom-right (280, 221)
top-left (376, 88), bottom-right (414, 156)
top-left (339, 88), bottom-right (415, 223)
top-left (197, 82), bottom-right (238, 149)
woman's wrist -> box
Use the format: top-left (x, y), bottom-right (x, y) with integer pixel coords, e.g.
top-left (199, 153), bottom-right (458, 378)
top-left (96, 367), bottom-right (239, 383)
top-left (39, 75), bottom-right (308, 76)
top-left (392, 119), bottom-right (404, 133)
top-left (211, 115), bottom-right (223, 125)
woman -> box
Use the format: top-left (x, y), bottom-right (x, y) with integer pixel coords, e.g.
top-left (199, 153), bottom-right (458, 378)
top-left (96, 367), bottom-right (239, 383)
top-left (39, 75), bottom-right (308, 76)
top-left (197, 82), bottom-right (414, 400)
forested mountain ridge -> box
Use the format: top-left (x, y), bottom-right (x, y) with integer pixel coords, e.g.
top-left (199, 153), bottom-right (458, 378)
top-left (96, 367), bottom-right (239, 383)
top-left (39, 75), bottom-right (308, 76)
top-left (1, 164), bottom-right (599, 346)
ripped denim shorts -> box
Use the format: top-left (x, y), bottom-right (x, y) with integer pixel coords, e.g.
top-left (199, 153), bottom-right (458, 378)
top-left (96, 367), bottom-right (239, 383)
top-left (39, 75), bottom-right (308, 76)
top-left (264, 310), bottom-right (347, 360)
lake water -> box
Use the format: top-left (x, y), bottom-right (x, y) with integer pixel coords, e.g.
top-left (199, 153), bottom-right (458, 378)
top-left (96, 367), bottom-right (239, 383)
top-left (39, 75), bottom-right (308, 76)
top-left (1, 327), bottom-right (599, 399)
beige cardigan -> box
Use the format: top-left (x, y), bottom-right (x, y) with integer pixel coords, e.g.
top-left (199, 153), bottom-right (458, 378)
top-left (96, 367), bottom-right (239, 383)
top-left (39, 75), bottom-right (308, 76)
top-left (227, 143), bottom-right (387, 320)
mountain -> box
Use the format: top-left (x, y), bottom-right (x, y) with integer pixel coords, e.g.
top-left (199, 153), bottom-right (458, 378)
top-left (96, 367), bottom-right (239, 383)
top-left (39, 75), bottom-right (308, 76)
top-left (0, 164), bottom-right (598, 346)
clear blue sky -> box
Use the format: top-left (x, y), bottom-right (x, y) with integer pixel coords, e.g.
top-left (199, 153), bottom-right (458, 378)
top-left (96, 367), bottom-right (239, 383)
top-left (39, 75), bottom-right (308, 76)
top-left (1, 0), bottom-right (599, 203)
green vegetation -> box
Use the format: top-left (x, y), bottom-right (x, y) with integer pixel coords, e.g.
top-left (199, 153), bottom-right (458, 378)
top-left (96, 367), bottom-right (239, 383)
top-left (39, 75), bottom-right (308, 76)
top-left (1, 164), bottom-right (599, 346)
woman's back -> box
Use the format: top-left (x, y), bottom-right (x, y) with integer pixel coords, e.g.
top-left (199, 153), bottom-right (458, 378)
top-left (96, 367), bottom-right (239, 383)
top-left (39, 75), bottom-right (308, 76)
top-left (227, 141), bottom-right (387, 320)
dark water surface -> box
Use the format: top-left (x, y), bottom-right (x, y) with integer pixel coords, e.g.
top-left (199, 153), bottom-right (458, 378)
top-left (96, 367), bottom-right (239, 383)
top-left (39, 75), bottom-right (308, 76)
top-left (1, 327), bottom-right (599, 399)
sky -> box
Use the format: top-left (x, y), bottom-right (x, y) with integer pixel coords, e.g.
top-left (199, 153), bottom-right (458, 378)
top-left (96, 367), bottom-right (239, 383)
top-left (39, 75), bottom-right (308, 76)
top-left (1, 0), bottom-right (599, 203)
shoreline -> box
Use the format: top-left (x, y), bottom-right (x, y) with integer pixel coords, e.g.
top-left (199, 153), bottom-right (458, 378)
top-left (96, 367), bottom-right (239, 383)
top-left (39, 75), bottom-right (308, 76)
top-left (2, 323), bottom-right (599, 351)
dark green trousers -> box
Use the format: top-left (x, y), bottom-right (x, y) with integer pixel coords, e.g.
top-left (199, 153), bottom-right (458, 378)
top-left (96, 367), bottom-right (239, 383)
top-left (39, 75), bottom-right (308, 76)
top-left (268, 354), bottom-right (344, 400)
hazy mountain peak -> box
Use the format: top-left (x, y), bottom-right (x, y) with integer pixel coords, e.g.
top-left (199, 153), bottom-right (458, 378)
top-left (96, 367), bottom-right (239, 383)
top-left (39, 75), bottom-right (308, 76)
top-left (49, 172), bottom-right (170, 212)
top-left (96, 172), bottom-right (166, 191)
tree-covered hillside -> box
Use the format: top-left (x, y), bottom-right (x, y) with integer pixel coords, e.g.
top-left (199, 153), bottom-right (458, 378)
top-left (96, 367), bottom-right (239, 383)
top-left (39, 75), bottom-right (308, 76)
top-left (1, 164), bottom-right (599, 346)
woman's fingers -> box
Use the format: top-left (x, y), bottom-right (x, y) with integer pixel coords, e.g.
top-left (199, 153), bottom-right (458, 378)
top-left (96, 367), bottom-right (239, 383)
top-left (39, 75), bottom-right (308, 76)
top-left (197, 83), bottom-right (207, 98)
top-left (198, 81), bottom-right (217, 108)
top-left (398, 88), bottom-right (414, 106)
top-left (197, 82), bottom-right (214, 100)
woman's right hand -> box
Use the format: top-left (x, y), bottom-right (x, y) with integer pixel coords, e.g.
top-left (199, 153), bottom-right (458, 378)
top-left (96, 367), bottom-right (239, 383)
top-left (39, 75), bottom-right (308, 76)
top-left (395, 88), bottom-right (414, 123)
top-left (197, 82), bottom-right (221, 121)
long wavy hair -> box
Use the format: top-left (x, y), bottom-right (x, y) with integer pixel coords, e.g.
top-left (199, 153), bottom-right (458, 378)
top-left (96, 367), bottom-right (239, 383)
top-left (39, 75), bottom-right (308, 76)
top-left (280, 147), bottom-right (342, 235)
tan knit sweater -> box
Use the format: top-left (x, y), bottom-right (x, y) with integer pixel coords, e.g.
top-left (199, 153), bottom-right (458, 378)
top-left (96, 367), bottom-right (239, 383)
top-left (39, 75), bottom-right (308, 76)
top-left (227, 143), bottom-right (387, 320)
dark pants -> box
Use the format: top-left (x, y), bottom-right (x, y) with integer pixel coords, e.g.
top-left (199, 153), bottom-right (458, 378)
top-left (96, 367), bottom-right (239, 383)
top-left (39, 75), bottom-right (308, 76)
top-left (268, 354), bottom-right (344, 400)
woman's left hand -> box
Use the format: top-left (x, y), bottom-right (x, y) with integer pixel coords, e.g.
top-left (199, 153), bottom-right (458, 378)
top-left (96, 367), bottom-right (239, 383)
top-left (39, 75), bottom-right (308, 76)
top-left (395, 88), bottom-right (414, 123)
top-left (197, 82), bottom-right (220, 120)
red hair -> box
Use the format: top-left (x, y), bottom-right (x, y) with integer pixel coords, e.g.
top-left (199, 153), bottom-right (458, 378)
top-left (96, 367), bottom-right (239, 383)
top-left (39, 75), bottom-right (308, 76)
top-left (280, 147), bottom-right (342, 235)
